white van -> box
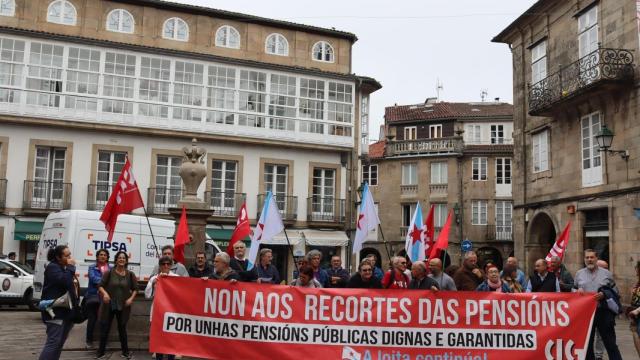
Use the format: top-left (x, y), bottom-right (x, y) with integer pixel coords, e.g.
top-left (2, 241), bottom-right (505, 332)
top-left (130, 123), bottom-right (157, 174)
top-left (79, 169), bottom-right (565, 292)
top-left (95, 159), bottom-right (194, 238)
top-left (33, 210), bottom-right (221, 300)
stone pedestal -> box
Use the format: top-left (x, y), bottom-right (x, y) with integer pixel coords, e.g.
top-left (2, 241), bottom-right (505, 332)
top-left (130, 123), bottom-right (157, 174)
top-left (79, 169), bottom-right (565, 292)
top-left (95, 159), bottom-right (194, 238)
top-left (169, 205), bottom-right (213, 270)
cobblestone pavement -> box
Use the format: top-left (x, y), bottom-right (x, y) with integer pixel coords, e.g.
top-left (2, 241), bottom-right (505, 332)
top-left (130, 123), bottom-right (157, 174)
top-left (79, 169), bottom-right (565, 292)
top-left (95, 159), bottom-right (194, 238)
top-left (0, 305), bottom-right (637, 359)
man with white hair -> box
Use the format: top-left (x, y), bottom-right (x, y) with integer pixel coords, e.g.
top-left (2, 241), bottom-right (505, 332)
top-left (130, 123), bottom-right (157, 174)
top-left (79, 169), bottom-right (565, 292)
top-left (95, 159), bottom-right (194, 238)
top-left (409, 262), bottom-right (439, 291)
top-left (381, 256), bottom-right (410, 289)
top-left (212, 252), bottom-right (240, 282)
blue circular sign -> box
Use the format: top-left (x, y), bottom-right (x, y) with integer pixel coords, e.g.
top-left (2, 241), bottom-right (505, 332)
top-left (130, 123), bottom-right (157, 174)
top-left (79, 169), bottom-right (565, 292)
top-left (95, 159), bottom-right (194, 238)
top-left (461, 239), bottom-right (473, 252)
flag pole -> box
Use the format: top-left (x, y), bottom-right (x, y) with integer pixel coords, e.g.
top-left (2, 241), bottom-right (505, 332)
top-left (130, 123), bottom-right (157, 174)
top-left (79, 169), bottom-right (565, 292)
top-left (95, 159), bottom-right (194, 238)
top-left (283, 228), bottom-right (299, 275)
top-left (377, 224), bottom-right (393, 263)
top-left (141, 206), bottom-right (160, 258)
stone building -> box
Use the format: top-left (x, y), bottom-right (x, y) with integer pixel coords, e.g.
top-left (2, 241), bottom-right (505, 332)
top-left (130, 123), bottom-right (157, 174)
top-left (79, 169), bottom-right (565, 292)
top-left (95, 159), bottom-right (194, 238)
top-left (0, 0), bottom-right (380, 280)
top-left (493, 0), bottom-right (640, 301)
top-left (361, 99), bottom-right (514, 269)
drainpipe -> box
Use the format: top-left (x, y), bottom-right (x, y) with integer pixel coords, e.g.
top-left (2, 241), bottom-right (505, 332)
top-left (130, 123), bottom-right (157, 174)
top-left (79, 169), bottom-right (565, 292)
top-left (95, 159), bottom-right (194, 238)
top-left (518, 27), bottom-right (529, 273)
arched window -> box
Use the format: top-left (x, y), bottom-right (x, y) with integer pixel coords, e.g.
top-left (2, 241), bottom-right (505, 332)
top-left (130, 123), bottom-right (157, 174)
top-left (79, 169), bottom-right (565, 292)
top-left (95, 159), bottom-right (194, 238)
top-left (47, 0), bottom-right (77, 25)
top-left (0, 0), bottom-right (15, 17)
top-left (312, 41), bottom-right (334, 63)
top-left (215, 25), bottom-right (240, 49)
top-left (163, 17), bottom-right (189, 41)
top-left (265, 33), bottom-right (288, 56)
top-left (106, 9), bottom-right (134, 33)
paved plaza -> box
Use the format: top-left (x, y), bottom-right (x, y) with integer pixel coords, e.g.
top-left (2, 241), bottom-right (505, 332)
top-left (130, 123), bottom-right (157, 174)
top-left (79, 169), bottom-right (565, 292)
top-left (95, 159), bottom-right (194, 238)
top-left (0, 305), bottom-right (637, 360)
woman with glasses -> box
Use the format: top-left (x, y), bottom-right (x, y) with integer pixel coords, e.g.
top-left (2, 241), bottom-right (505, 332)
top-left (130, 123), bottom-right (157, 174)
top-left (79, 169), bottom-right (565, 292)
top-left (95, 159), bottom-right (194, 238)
top-left (347, 260), bottom-right (382, 289)
top-left (96, 251), bottom-right (138, 359)
top-left (146, 256), bottom-right (179, 360)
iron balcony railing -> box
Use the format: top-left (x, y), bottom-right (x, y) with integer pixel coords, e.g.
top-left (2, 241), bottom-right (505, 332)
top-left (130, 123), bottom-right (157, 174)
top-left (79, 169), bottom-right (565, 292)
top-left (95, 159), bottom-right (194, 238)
top-left (23, 180), bottom-right (71, 210)
top-left (529, 47), bottom-right (634, 115)
top-left (205, 191), bottom-right (246, 217)
top-left (486, 224), bottom-right (513, 241)
top-left (147, 187), bottom-right (183, 214)
top-left (306, 197), bottom-right (345, 223)
top-left (257, 194), bottom-right (297, 221)
top-left (0, 179), bottom-right (6, 209)
top-left (87, 184), bottom-right (115, 211)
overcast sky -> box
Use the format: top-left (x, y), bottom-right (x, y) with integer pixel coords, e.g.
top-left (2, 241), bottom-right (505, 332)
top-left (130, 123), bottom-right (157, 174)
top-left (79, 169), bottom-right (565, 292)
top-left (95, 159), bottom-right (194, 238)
top-left (176, 0), bottom-right (536, 140)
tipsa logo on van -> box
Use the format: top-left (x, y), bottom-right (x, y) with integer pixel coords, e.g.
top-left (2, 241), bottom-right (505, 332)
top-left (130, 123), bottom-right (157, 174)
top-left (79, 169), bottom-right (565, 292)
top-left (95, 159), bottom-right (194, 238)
top-left (93, 240), bottom-right (128, 252)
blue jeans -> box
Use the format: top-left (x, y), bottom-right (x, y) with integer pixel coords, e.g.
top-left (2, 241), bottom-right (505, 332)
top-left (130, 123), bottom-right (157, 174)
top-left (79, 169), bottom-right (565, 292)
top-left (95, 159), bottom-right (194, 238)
top-left (39, 320), bottom-right (74, 360)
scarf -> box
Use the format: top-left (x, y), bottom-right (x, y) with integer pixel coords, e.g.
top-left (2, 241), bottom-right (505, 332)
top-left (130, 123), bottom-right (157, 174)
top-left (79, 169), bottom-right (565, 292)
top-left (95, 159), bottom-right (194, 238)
top-left (487, 278), bottom-right (503, 292)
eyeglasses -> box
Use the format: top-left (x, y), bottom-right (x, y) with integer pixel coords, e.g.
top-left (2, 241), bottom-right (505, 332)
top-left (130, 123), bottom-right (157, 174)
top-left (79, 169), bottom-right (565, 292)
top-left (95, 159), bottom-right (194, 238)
top-left (160, 263), bottom-right (171, 266)
top-left (361, 269), bottom-right (372, 272)
top-left (399, 262), bottom-right (407, 265)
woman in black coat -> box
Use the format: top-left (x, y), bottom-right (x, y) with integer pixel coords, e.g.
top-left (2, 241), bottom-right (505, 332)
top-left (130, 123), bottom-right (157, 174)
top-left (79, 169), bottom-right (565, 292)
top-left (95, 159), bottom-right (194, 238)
top-left (39, 245), bottom-right (79, 360)
top-left (347, 260), bottom-right (382, 289)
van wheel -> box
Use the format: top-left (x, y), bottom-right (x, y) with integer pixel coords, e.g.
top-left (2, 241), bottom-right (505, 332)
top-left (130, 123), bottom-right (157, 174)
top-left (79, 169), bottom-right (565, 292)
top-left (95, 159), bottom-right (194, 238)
top-left (24, 289), bottom-right (37, 311)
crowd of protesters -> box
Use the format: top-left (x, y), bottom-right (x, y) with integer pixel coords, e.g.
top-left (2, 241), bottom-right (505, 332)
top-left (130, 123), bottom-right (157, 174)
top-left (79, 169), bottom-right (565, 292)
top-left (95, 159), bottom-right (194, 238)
top-left (37, 244), bottom-right (640, 360)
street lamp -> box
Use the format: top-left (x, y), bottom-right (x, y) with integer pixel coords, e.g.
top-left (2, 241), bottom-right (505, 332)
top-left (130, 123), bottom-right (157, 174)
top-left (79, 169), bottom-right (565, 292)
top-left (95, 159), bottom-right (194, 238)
top-left (453, 203), bottom-right (460, 224)
top-left (595, 124), bottom-right (629, 161)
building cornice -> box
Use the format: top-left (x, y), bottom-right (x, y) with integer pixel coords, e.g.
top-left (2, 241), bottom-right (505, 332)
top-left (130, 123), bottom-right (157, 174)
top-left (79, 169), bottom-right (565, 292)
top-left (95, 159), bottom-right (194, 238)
top-left (514, 185), bottom-right (640, 210)
top-left (0, 115), bottom-right (353, 153)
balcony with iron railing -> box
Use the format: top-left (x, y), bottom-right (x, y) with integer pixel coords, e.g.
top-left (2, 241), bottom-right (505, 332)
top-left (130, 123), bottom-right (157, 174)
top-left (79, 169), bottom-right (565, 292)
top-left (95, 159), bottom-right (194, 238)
top-left (205, 191), bottom-right (246, 217)
top-left (0, 179), bottom-right (6, 209)
top-left (529, 47), bottom-right (634, 116)
top-left (23, 180), bottom-right (71, 211)
top-left (387, 136), bottom-right (464, 157)
top-left (306, 197), bottom-right (346, 225)
top-left (486, 224), bottom-right (513, 241)
top-left (87, 184), bottom-right (115, 211)
top-left (257, 194), bottom-right (297, 221)
top-left (147, 187), bottom-right (183, 215)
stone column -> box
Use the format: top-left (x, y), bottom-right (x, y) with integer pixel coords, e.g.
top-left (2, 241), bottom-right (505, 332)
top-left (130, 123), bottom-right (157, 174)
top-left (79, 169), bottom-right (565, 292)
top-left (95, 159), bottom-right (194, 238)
top-left (169, 139), bottom-right (213, 270)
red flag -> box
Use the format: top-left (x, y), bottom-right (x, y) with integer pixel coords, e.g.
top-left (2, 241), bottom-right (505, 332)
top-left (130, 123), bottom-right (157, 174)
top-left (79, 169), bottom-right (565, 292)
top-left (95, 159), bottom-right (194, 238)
top-left (545, 222), bottom-right (572, 262)
top-left (429, 211), bottom-right (452, 260)
top-left (174, 206), bottom-right (190, 264)
top-left (227, 201), bottom-right (251, 257)
top-left (99, 157), bottom-right (144, 241)
top-left (422, 205), bottom-right (435, 259)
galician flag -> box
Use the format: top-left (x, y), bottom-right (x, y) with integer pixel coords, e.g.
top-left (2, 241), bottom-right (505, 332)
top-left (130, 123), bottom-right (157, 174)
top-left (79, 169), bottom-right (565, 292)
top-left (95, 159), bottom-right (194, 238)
top-left (404, 202), bottom-right (425, 262)
top-left (353, 182), bottom-right (380, 254)
top-left (247, 191), bottom-right (284, 270)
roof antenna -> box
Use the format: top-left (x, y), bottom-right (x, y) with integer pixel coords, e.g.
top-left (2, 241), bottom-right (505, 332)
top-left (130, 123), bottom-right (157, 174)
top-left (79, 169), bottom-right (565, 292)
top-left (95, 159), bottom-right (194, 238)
top-left (436, 78), bottom-right (444, 102)
top-left (480, 89), bottom-right (488, 102)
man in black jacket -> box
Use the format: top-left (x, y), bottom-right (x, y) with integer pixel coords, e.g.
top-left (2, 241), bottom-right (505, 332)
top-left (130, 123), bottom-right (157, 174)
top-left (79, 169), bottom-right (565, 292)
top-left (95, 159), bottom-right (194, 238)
top-left (409, 262), bottom-right (439, 291)
top-left (188, 251), bottom-right (214, 278)
top-left (326, 256), bottom-right (350, 288)
top-left (228, 242), bottom-right (256, 282)
top-left (526, 259), bottom-right (560, 292)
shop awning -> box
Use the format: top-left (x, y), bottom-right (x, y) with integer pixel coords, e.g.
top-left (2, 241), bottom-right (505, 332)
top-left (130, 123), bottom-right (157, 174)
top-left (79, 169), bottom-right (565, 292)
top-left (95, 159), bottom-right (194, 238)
top-left (205, 228), bottom-right (250, 250)
top-left (262, 230), bottom-right (303, 246)
top-left (14, 221), bottom-right (44, 241)
top-left (302, 230), bottom-right (349, 247)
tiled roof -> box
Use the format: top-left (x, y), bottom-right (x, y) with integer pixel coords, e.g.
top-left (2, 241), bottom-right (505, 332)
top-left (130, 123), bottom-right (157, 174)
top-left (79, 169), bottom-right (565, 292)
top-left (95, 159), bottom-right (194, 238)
top-left (367, 140), bottom-right (386, 159)
top-left (385, 102), bottom-right (513, 122)
top-left (464, 144), bottom-right (514, 154)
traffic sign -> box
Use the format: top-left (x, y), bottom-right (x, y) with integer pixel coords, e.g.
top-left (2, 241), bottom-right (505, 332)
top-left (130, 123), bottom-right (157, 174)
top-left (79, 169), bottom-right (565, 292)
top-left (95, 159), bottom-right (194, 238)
top-left (461, 239), bottom-right (472, 252)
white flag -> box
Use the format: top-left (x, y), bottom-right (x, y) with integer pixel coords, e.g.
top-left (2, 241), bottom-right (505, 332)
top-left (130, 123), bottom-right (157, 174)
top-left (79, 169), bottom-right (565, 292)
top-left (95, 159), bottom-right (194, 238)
top-left (353, 182), bottom-right (380, 254)
top-left (247, 191), bottom-right (284, 270)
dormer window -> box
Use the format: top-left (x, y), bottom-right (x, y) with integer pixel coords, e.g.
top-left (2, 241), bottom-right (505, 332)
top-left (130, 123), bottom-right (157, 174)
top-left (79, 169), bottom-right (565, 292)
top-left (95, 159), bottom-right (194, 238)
top-left (312, 41), bottom-right (334, 63)
top-left (106, 9), bottom-right (135, 34)
top-left (163, 17), bottom-right (189, 42)
top-left (47, 0), bottom-right (77, 26)
top-left (265, 33), bottom-right (288, 56)
top-left (0, 0), bottom-right (15, 17)
top-left (215, 25), bottom-right (240, 49)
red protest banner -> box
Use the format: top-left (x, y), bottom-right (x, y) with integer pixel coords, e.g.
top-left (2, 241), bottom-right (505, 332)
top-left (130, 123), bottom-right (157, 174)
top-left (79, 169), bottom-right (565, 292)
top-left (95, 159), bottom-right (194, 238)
top-left (150, 277), bottom-right (597, 360)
